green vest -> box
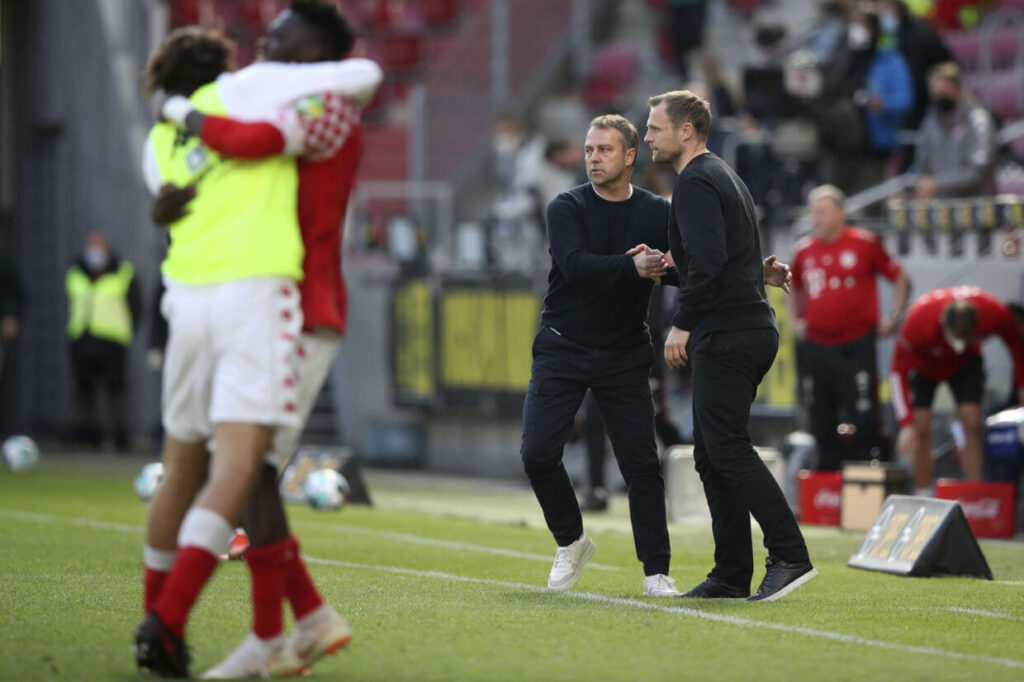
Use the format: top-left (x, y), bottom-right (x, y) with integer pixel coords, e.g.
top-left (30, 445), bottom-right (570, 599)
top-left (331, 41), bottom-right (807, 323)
top-left (147, 82), bottom-right (304, 285)
top-left (66, 262), bottom-right (135, 345)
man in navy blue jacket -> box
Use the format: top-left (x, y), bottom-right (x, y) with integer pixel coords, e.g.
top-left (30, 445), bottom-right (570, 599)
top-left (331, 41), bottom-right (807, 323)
top-left (521, 114), bottom-right (682, 598)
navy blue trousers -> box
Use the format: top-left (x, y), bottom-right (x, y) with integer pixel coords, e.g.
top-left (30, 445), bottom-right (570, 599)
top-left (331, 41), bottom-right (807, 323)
top-left (520, 327), bottom-right (670, 576)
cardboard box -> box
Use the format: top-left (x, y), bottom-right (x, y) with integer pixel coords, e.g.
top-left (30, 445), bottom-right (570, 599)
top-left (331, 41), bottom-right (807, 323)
top-left (840, 462), bottom-right (906, 532)
top-left (934, 480), bottom-right (1016, 538)
top-left (799, 470), bottom-right (842, 525)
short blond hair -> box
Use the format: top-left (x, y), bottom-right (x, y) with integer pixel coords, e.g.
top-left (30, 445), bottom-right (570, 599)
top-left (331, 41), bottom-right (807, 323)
top-left (648, 90), bottom-right (712, 140)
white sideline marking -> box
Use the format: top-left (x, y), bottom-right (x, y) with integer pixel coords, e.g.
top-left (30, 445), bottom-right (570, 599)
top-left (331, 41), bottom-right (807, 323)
top-left (294, 520), bottom-right (622, 571)
top-left (0, 509), bottom-right (141, 533)
top-left (0, 508), bottom-right (620, 570)
top-left (302, 557), bottom-right (1024, 671)
top-left (4, 508), bottom-right (1024, 670)
top-left (948, 607), bottom-right (1024, 623)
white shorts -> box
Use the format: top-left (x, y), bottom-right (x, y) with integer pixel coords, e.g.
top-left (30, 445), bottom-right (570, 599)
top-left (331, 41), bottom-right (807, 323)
top-left (267, 329), bottom-right (342, 468)
top-left (161, 277), bottom-right (303, 442)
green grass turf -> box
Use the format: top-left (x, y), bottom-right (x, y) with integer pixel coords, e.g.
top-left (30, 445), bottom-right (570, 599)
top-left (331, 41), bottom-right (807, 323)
top-left (1, 456), bottom-right (1023, 681)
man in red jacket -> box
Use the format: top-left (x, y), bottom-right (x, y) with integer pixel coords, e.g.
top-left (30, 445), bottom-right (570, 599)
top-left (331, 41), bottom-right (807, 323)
top-left (891, 286), bottom-right (1024, 493)
top-left (790, 185), bottom-right (911, 469)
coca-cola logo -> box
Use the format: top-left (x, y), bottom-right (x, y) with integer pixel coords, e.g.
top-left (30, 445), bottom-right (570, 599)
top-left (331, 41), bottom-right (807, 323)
top-left (958, 498), bottom-right (1002, 520)
top-left (814, 489), bottom-right (841, 509)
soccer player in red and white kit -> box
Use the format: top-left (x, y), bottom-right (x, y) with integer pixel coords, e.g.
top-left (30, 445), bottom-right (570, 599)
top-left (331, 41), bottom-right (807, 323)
top-left (141, 4), bottom-right (381, 677)
top-left (790, 185), bottom-right (911, 469)
top-left (891, 286), bottom-right (1024, 493)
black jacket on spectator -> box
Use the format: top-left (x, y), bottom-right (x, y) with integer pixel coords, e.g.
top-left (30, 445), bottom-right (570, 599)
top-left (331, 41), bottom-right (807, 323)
top-left (893, 6), bottom-right (953, 130)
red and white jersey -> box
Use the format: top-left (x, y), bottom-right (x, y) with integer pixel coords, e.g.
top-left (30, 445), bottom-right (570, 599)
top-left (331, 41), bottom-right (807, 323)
top-left (791, 226), bottom-right (903, 346)
top-left (292, 93), bottom-right (364, 334)
top-left (891, 286), bottom-right (1024, 387)
top-left (193, 61), bottom-right (382, 334)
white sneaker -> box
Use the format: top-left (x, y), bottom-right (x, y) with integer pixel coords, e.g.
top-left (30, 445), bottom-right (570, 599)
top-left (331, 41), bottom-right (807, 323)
top-left (291, 604), bottom-right (352, 669)
top-left (201, 632), bottom-right (306, 679)
top-left (643, 574), bottom-right (681, 597)
top-left (547, 532), bottom-right (596, 592)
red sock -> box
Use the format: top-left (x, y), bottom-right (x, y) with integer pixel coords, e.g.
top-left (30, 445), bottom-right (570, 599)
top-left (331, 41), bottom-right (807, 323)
top-left (284, 536), bottom-right (324, 620)
top-left (153, 546), bottom-right (219, 637)
top-left (244, 538), bottom-right (291, 639)
top-left (144, 567), bottom-right (169, 613)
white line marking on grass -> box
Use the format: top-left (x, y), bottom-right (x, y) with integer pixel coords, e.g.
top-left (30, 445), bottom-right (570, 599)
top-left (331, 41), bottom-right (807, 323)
top-left (294, 520), bottom-right (622, 571)
top-left (948, 607), bottom-right (1024, 622)
top-left (0, 508), bottom-right (623, 571)
top-left (304, 556), bottom-right (1024, 671)
top-left (0, 509), bottom-right (141, 533)
top-left (5, 508), bottom-right (1023, 670)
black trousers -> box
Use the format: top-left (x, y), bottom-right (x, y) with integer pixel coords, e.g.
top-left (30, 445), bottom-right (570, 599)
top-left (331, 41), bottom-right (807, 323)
top-left (582, 391), bottom-right (606, 490)
top-left (690, 328), bottom-right (809, 588)
top-left (70, 344), bottom-right (129, 450)
top-left (521, 327), bottom-right (670, 576)
top-left (800, 333), bottom-right (884, 470)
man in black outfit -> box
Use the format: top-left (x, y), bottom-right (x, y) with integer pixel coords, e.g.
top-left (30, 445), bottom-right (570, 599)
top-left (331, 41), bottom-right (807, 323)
top-left (520, 114), bottom-right (683, 597)
top-left (646, 90), bottom-right (816, 602)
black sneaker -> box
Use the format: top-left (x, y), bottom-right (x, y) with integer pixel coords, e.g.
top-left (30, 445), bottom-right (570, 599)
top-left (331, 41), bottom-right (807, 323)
top-left (134, 612), bottom-right (190, 678)
top-left (579, 487), bottom-right (609, 512)
top-left (748, 559), bottom-right (818, 602)
top-left (678, 577), bottom-right (750, 599)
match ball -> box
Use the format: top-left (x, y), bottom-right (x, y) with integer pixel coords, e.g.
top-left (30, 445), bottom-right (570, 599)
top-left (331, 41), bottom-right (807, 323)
top-left (303, 468), bottom-right (350, 511)
top-left (133, 462), bottom-right (164, 502)
top-left (2, 435), bottom-right (40, 472)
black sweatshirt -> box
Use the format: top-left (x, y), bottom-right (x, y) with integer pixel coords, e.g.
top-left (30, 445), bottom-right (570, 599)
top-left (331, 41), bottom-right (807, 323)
top-left (668, 152), bottom-right (776, 337)
top-left (541, 183), bottom-right (677, 349)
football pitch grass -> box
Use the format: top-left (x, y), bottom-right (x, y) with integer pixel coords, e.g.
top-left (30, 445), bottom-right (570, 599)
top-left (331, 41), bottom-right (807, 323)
top-left (2, 456), bottom-right (1023, 681)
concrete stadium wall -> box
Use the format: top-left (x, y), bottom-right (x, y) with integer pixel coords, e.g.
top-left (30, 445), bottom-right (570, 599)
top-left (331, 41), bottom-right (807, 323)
top-left (3, 0), bottom-right (165, 442)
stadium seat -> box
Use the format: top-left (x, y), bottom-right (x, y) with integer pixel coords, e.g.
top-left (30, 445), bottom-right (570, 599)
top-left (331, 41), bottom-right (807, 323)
top-left (943, 30), bottom-right (982, 66)
top-left (965, 68), bottom-right (1024, 119)
top-left (584, 44), bottom-right (640, 108)
top-left (420, 0), bottom-right (460, 26)
top-left (360, 126), bottom-right (408, 181)
top-left (944, 26), bottom-right (1020, 68)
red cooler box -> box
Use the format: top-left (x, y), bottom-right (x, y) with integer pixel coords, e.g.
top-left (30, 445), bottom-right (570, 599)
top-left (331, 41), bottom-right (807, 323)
top-left (798, 470), bottom-right (842, 525)
top-left (934, 480), bottom-right (1016, 538)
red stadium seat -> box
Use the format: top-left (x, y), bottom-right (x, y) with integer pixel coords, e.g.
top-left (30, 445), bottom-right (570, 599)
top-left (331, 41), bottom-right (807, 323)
top-left (420, 0), bottom-right (460, 26)
top-left (943, 30), bottom-right (981, 66)
top-left (584, 44), bottom-right (640, 108)
top-left (377, 34), bottom-right (424, 71)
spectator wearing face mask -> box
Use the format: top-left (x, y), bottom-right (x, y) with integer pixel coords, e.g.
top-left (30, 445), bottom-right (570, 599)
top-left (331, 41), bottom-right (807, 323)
top-left (876, 0), bottom-right (952, 134)
top-left (65, 231), bottom-right (141, 451)
top-left (914, 61), bottom-right (997, 199)
top-left (818, 7), bottom-right (914, 195)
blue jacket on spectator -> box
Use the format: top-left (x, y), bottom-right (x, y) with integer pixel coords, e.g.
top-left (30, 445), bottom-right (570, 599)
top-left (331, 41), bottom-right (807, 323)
top-left (865, 46), bottom-right (914, 152)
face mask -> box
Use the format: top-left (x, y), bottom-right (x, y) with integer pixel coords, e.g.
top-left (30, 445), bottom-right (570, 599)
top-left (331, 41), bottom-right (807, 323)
top-left (83, 246), bottom-right (109, 271)
top-left (848, 23), bottom-right (871, 50)
top-left (880, 13), bottom-right (899, 33)
top-left (933, 96), bottom-right (957, 113)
